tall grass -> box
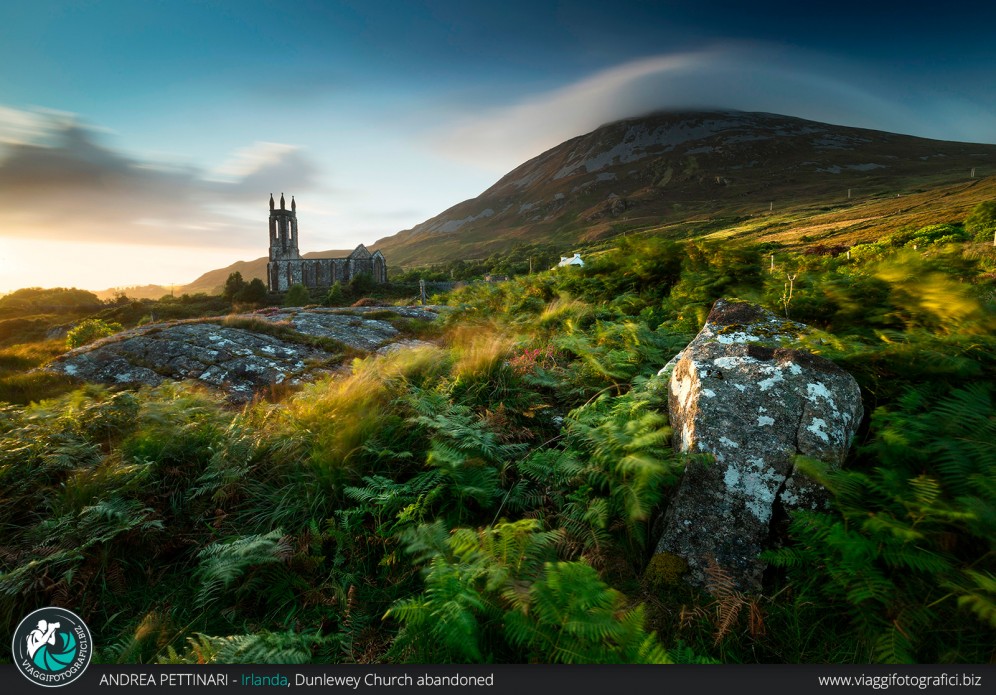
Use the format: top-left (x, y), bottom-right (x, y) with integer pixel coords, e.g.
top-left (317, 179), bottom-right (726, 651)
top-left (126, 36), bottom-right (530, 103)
top-left (0, 339), bottom-right (74, 404)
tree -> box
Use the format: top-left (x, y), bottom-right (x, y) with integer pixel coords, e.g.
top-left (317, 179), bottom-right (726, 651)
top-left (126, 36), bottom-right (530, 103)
top-left (324, 282), bottom-right (344, 306)
top-left (239, 278), bottom-right (268, 304)
top-left (66, 318), bottom-right (123, 348)
top-left (347, 272), bottom-right (374, 297)
top-left (965, 200), bottom-right (996, 245)
top-left (283, 283), bottom-right (310, 307)
top-left (223, 272), bottom-right (246, 301)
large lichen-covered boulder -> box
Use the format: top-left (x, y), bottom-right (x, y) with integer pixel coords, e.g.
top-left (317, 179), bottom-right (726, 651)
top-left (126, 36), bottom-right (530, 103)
top-left (654, 299), bottom-right (863, 589)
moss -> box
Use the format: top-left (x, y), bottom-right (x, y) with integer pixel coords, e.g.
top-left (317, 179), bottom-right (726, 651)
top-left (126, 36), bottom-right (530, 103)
top-left (390, 316), bottom-right (444, 340)
top-left (644, 552), bottom-right (689, 591)
top-left (362, 309), bottom-right (400, 320)
top-left (707, 299), bottom-right (766, 326)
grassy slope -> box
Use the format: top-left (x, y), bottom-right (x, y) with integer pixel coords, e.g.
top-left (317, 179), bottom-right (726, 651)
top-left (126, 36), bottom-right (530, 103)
top-left (377, 174), bottom-right (996, 268)
top-left (170, 112), bottom-right (996, 285)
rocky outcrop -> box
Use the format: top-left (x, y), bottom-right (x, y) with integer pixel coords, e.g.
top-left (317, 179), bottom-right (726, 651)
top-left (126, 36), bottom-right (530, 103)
top-left (45, 307), bottom-right (439, 403)
top-left (654, 299), bottom-right (863, 589)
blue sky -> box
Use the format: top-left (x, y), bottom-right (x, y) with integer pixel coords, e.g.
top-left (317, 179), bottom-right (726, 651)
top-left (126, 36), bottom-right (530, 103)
top-left (1, 0), bottom-right (995, 291)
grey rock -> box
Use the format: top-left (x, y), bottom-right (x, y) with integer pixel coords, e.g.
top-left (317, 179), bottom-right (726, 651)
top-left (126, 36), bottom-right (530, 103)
top-left (49, 323), bottom-right (326, 403)
top-left (266, 310), bottom-right (397, 351)
top-left (654, 299), bottom-right (862, 589)
top-left (45, 308), bottom-right (438, 403)
top-left (376, 339), bottom-right (437, 355)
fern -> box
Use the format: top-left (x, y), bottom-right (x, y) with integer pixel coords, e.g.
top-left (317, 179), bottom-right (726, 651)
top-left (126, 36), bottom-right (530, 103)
top-left (159, 630), bottom-right (329, 664)
top-left (387, 519), bottom-right (671, 663)
top-left (554, 390), bottom-right (681, 562)
top-left (767, 385), bottom-right (996, 663)
top-left (193, 530), bottom-right (309, 625)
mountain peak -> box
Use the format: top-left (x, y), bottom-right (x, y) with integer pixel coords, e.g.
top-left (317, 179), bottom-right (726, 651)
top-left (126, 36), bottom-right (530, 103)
top-left (375, 111), bottom-right (996, 265)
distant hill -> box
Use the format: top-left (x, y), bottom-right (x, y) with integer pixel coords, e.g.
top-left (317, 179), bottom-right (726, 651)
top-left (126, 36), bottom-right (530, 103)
top-left (170, 250), bottom-right (353, 296)
top-left (94, 285), bottom-right (173, 301)
top-left (370, 110), bottom-right (996, 266)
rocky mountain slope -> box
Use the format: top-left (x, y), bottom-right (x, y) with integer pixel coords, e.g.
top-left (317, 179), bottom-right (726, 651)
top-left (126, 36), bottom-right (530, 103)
top-left (373, 110), bottom-right (996, 265)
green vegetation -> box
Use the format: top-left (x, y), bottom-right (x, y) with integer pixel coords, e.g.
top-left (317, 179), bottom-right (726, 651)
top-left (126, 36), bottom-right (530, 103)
top-left (966, 200), bottom-right (996, 244)
top-left (392, 243), bottom-right (562, 282)
top-left (283, 283), bottom-right (311, 307)
top-left (324, 282), bottom-right (345, 306)
top-left (0, 287), bottom-right (103, 318)
top-left (0, 340), bottom-right (76, 404)
top-left (66, 318), bottom-right (124, 348)
top-left (0, 216), bottom-right (993, 665)
top-left (223, 272), bottom-right (269, 304)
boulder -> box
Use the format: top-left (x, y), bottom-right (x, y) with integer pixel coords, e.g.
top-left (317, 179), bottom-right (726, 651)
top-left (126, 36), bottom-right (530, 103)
top-left (45, 308), bottom-right (440, 403)
top-left (47, 323), bottom-right (327, 403)
top-left (653, 299), bottom-right (863, 589)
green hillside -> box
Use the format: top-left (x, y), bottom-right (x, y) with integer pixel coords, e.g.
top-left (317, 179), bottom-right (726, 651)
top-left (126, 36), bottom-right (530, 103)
top-left (373, 111), bottom-right (996, 267)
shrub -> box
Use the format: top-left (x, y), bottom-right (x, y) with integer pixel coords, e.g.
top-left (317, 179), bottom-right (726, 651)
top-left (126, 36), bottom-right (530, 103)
top-left (283, 284), bottom-right (310, 307)
top-left (324, 282), bottom-right (344, 306)
top-left (240, 278), bottom-right (268, 304)
top-left (387, 519), bottom-right (672, 663)
top-left (965, 201), bottom-right (996, 243)
top-left (767, 385), bottom-right (996, 663)
top-left (223, 272), bottom-right (246, 301)
top-left (347, 272), bottom-right (374, 297)
top-left (66, 318), bottom-right (123, 348)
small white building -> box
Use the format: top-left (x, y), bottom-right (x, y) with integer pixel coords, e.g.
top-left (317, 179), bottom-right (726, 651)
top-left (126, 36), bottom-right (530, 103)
top-left (558, 253), bottom-right (584, 268)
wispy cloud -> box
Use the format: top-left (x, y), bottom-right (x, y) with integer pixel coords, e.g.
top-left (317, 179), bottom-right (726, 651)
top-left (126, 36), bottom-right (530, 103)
top-left (431, 43), bottom-right (986, 173)
top-left (0, 108), bottom-right (320, 247)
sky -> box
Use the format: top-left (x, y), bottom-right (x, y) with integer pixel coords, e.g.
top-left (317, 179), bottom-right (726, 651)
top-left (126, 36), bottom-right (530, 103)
top-left (1, 0), bottom-right (995, 292)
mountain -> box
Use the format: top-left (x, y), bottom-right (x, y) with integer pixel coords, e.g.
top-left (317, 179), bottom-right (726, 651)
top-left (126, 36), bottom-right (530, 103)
top-left (184, 110), bottom-right (996, 285)
top-left (372, 110), bottom-right (996, 266)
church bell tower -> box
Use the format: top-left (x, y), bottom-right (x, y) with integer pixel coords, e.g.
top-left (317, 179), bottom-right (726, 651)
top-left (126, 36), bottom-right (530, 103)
top-left (268, 193), bottom-right (300, 262)
top-left (267, 193), bottom-right (301, 292)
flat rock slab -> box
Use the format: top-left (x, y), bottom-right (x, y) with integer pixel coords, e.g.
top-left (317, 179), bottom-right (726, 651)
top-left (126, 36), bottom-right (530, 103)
top-left (654, 299), bottom-right (863, 589)
top-left (48, 323), bottom-right (327, 403)
top-left (45, 307), bottom-right (439, 403)
top-left (270, 310), bottom-right (398, 351)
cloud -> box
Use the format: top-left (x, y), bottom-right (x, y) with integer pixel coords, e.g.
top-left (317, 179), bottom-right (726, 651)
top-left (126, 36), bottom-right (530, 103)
top-left (0, 108), bottom-right (320, 247)
top-left (208, 141), bottom-right (318, 196)
top-left (0, 106), bottom-right (65, 145)
top-left (431, 43), bottom-right (987, 173)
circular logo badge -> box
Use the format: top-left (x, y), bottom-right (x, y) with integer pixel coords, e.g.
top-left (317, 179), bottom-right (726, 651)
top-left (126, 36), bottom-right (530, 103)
top-left (12, 607), bottom-right (92, 687)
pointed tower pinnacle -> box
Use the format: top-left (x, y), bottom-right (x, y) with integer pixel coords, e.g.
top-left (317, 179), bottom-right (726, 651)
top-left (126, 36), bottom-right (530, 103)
top-left (280, 193), bottom-right (285, 209)
top-left (291, 195), bottom-right (296, 212)
top-left (269, 193), bottom-right (275, 210)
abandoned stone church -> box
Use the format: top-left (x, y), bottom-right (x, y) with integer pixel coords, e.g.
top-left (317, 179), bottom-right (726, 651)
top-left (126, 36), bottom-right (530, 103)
top-left (266, 193), bottom-right (388, 292)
